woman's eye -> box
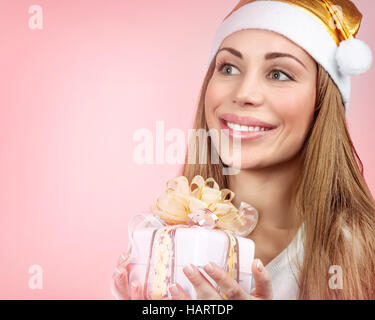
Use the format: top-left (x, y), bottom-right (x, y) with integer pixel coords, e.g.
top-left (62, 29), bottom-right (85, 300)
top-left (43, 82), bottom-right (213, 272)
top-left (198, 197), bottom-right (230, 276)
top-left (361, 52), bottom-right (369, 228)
top-left (218, 63), bottom-right (240, 75)
top-left (269, 70), bottom-right (292, 81)
top-left (217, 63), bottom-right (293, 81)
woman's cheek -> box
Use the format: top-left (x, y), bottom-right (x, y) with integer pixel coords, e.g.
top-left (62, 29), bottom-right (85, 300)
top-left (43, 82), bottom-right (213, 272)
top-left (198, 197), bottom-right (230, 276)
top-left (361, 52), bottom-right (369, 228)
top-left (278, 106), bottom-right (313, 158)
top-left (204, 82), bottom-right (220, 126)
top-left (205, 80), bottom-right (230, 123)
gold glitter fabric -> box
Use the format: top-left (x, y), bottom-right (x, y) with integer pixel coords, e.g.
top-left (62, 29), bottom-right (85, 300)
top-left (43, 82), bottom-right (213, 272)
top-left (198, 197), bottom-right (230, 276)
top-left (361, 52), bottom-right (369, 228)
top-left (224, 0), bottom-right (363, 45)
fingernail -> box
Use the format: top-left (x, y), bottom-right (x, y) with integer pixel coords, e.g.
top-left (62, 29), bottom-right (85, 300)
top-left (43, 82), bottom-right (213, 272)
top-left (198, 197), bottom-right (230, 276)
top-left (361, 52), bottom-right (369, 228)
top-left (131, 281), bottom-right (138, 289)
top-left (115, 266), bottom-right (125, 275)
top-left (204, 262), bottom-right (215, 274)
top-left (256, 259), bottom-right (264, 272)
top-left (117, 252), bottom-right (129, 266)
top-left (183, 264), bottom-right (195, 276)
top-left (168, 284), bottom-right (179, 296)
top-left (120, 252), bottom-right (129, 260)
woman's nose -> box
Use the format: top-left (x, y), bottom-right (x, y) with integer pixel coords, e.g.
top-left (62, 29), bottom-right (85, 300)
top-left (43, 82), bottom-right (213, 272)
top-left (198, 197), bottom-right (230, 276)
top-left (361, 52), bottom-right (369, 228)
top-left (233, 74), bottom-right (264, 107)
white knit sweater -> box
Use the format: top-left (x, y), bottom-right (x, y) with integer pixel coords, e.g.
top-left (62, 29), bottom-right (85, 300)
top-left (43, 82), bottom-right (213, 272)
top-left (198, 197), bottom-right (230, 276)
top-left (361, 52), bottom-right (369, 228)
top-left (254, 222), bottom-right (305, 300)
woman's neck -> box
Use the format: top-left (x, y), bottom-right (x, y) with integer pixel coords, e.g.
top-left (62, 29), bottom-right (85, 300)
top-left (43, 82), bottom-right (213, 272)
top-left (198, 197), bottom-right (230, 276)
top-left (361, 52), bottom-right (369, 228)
top-left (228, 156), bottom-right (302, 232)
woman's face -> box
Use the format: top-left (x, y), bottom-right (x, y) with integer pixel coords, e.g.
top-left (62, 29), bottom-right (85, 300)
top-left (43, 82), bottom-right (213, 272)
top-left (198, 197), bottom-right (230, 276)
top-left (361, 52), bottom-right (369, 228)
top-left (205, 29), bottom-right (317, 169)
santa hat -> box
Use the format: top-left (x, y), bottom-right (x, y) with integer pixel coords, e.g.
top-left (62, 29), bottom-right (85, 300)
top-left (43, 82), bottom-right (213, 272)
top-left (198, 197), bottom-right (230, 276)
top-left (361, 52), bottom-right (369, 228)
top-left (208, 0), bottom-right (373, 113)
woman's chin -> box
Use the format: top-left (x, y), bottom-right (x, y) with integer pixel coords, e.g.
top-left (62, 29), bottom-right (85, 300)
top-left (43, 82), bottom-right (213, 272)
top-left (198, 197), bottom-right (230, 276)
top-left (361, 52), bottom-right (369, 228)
top-left (218, 156), bottom-right (266, 170)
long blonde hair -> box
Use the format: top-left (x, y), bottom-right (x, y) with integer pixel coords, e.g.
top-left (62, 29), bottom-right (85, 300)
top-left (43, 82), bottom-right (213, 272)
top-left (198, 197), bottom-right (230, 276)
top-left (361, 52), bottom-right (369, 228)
top-left (178, 54), bottom-right (375, 299)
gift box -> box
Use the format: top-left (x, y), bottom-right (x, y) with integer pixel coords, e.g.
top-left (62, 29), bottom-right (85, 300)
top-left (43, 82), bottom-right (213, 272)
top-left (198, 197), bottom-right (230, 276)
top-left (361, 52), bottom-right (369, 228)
top-left (115, 175), bottom-right (259, 300)
top-left (127, 223), bottom-right (255, 300)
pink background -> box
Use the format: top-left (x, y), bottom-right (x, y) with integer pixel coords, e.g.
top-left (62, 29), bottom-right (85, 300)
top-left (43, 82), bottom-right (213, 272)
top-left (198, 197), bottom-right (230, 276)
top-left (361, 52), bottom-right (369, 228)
top-left (0, 0), bottom-right (374, 299)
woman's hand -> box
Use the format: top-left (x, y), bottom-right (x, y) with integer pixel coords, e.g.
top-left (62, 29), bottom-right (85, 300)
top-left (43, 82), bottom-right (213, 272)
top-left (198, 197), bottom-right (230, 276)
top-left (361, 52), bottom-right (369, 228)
top-left (166, 259), bottom-right (273, 300)
top-left (111, 252), bottom-right (145, 300)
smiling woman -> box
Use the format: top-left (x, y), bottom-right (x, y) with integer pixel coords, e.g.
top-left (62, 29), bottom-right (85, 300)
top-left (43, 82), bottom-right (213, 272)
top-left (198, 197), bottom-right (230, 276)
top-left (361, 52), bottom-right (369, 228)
top-left (112, 0), bottom-right (375, 300)
top-left (178, 0), bottom-right (375, 300)
top-left (206, 29), bottom-right (318, 166)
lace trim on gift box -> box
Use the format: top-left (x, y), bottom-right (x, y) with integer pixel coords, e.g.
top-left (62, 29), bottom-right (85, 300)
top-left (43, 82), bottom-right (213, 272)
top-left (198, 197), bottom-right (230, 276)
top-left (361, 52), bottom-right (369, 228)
top-left (220, 230), bottom-right (239, 300)
top-left (144, 226), bottom-right (177, 300)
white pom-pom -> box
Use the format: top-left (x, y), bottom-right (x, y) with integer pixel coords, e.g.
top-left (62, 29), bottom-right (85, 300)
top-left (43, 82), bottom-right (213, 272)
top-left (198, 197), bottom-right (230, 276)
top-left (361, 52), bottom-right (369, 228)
top-left (336, 38), bottom-right (373, 75)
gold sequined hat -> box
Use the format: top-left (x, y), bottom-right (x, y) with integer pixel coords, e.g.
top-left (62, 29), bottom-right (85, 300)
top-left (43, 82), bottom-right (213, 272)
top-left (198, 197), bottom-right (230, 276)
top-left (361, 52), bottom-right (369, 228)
top-left (208, 0), bottom-right (373, 112)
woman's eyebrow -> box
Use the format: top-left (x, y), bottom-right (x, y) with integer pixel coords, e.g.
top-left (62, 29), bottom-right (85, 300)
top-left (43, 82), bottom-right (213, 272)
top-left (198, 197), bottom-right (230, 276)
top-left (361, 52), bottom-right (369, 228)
top-left (216, 47), bottom-right (307, 70)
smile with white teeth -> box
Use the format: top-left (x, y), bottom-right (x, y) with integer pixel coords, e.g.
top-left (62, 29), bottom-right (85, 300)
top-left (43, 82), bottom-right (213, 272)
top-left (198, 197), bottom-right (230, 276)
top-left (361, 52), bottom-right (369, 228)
top-left (225, 121), bottom-right (272, 132)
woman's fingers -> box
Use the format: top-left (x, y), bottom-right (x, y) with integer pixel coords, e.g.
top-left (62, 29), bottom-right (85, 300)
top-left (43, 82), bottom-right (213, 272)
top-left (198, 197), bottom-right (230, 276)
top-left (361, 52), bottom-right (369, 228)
top-left (112, 268), bottom-right (130, 299)
top-left (250, 259), bottom-right (273, 300)
top-left (113, 269), bottom-right (144, 300)
top-left (181, 264), bottom-right (223, 300)
top-left (203, 262), bottom-right (253, 300)
top-left (168, 283), bottom-right (192, 300)
top-left (112, 251), bottom-right (144, 300)
top-left (113, 252), bottom-right (273, 300)
top-left (130, 280), bottom-right (145, 300)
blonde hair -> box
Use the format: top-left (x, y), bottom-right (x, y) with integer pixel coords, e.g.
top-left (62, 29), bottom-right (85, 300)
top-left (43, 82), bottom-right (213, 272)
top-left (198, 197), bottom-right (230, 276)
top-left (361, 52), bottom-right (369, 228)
top-left (178, 54), bottom-right (375, 299)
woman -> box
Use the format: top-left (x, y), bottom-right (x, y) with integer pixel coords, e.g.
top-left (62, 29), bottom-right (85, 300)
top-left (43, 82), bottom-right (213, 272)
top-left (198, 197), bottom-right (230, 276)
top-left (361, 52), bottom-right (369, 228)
top-left (112, 0), bottom-right (375, 299)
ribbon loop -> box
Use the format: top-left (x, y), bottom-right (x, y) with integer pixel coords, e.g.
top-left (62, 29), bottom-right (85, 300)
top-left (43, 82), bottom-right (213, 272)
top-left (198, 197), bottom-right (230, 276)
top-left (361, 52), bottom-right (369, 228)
top-left (150, 175), bottom-right (259, 237)
top-left (186, 208), bottom-right (219, 229)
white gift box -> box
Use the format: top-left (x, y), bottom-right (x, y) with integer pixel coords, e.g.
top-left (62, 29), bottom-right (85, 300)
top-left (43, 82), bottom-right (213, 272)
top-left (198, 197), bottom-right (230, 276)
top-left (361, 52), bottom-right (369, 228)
top-left (127, 225), bottom-right (255, 300)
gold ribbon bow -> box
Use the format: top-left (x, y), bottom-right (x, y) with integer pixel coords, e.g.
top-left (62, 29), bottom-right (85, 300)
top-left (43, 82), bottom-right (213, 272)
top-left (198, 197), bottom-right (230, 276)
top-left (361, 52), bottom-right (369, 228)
top-left (150, 175), bottom-right (258, 237)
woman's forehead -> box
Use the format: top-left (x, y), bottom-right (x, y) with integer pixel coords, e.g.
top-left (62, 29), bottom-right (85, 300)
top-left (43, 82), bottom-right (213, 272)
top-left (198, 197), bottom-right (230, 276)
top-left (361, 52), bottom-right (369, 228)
top-left (222, 29), bottom-right (301, 51)
top-left (219, 29), bottom-right (315, 65)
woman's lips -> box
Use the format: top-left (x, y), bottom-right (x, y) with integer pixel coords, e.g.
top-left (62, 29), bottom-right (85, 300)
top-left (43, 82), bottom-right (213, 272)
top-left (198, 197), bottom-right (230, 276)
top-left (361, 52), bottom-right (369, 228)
top-left (220, 113), bottom-right (277, 129)
top-left (219, 118), bottom-right (278, 141)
